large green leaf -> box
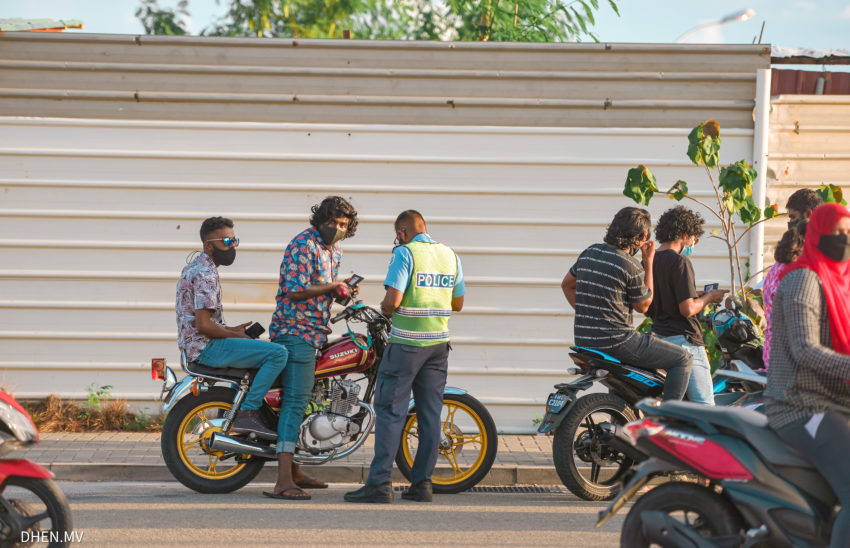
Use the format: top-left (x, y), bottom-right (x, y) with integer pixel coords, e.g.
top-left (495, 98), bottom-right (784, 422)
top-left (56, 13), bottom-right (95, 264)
top-left (719, 160), bottom-right (757, 214)
top-left (817, 183), bottom-right (848, 206)
top-left (623, 165), bottom-right (658, 206)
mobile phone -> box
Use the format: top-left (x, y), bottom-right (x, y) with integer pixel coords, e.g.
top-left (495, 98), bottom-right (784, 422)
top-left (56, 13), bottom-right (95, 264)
top-left (245, 322), bottom-right (266, 339)
top-left (704, 283), bottom-right (719, 292)
top-left (347, 274), bottom-right (364, 287)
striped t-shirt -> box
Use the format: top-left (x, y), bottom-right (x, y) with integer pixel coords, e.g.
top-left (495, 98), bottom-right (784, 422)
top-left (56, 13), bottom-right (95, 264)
top-left (569, 243), bottom-right (652, 350)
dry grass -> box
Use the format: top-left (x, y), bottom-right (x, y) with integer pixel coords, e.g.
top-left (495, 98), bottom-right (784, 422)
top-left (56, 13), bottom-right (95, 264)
top-left (26, 395), bottom-right (162, 433)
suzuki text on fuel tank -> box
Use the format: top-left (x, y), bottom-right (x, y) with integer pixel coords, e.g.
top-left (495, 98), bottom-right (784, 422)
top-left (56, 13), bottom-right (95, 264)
top-left (154, 299), bottom-right (497, 494)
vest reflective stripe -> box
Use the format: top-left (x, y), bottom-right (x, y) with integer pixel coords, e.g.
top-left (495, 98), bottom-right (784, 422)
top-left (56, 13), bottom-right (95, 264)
top-left (389, 241), bottom-right (457, 347)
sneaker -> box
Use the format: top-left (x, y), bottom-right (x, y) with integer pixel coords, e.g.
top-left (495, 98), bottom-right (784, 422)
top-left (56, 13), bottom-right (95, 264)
top-left (344, 483), bottom-right (393, 504)
top-left (231, 410), bottom-right (277, 440)
top-left (401, 481), bottom-right (433, 502)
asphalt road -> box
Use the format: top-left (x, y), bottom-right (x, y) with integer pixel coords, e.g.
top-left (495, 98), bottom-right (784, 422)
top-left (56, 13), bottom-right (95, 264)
top-left (58, 481), bottom-right (626, 547)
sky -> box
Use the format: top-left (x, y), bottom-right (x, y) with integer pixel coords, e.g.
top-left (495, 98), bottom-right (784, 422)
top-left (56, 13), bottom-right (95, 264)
top-left (3, 0), bottom-right (850, 53)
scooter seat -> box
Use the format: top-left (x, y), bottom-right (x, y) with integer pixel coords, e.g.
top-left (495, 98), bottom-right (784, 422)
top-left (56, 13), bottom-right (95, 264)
top-left (648, 401), bottom-right (813, 469)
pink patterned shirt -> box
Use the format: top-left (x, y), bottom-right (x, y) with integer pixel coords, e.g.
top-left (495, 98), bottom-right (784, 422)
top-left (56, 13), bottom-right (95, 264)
top-left (762, 262), bottom-right (792, 370)
top-left (175, 253), bottom-right (223, 361)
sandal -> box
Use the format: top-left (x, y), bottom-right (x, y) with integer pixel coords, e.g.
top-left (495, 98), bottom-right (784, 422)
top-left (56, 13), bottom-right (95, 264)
top-left (262, 487), bottom-right (311, 500)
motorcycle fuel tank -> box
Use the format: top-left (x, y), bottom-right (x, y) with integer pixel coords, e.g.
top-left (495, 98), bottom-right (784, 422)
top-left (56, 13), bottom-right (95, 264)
top-left (315, 335), bottom-right (377, 380)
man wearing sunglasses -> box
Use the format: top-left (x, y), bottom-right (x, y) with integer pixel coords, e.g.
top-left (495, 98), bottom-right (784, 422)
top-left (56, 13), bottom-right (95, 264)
top-left (176, 216), bottom-right (288, 441)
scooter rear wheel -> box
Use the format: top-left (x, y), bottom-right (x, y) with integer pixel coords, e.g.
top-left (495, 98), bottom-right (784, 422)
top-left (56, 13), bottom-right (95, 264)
top-left (0, 476), bottom-right (73, 548)
top-left (621, 481), bottom-right (743, 547)
top-left (552, 393), bottom-right (637, 501)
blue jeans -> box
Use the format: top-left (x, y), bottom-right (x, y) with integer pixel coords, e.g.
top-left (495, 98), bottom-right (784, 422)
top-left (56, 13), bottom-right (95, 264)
top-left (197, 338), bottom-right (288, 410)
top-left (660, 334), bottom-right (714, 405)
top-left (271, 335), bottom-right (317, 454)
top-left (367, 342), bottom-right (449, 486)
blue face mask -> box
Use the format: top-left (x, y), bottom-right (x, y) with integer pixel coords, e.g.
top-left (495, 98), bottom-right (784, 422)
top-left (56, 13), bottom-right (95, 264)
top-left (681, 245), bottom-right (694, 257)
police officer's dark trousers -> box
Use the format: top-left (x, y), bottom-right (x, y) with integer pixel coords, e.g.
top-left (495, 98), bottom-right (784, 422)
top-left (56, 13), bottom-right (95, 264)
top-left (366, 341), bottom-right (449, 486)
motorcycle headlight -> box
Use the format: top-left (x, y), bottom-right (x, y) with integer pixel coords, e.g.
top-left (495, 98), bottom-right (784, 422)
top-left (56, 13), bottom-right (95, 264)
top-left (0, 400), bottom-right (38, 443)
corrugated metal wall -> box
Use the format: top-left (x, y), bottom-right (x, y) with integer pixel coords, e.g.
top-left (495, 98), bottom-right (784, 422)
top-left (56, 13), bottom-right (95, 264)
top-left (0, 33), bottom-right (768, 431)
top-left (765, 95), bottom-right (850, 260)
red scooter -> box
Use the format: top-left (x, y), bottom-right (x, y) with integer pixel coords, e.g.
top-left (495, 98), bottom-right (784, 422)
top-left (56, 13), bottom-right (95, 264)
top-left (0, 390), bottom-right (73, 547)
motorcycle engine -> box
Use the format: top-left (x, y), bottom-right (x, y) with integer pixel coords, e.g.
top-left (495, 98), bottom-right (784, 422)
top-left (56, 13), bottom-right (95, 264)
top-left (299, 380), bottom-right (361, 452)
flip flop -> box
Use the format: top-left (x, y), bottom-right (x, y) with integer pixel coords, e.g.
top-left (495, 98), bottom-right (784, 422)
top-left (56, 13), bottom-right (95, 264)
top-left (262, 488), bottom-right (311, 500)
top-left (295, 478), bottom-right (328, 489)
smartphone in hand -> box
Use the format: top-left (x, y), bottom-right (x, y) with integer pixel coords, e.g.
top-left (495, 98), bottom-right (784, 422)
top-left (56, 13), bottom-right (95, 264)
top-left (245, 322), bottom-right (266, 339)
top-left (704, 283), bottom-right (719, 292)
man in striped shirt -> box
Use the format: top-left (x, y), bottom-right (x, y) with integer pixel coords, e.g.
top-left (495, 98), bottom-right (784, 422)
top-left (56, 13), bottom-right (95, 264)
top-left (561, 207), bottom-right (692, 400)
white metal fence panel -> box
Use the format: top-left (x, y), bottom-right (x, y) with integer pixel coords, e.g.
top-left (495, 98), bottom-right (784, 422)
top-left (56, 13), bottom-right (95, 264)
top-left (0, 118), bottom-right (754, 431)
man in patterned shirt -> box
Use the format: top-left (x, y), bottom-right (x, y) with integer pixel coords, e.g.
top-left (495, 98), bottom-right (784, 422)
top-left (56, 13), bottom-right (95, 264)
top-left (561, 207), bottom-right (692, 400)
top-left (265, 196), bottom-right (359, 500)
top-left (176, 216), bottom-right (287, 440)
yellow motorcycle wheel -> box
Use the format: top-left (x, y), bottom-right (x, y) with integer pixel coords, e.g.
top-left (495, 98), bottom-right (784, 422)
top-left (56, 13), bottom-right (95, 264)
top-left (161, 387), bottom-right (266, 493)
top-left (395, 392), bottom-right (498, 494)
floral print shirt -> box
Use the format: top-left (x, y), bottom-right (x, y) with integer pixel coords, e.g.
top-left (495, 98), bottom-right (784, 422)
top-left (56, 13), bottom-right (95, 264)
top-left (762, 262), bottom-right (791, 370)
top-left (269, 227), bottom-right (342, 348)
top-left (175, 253), bottom-right (223, 361)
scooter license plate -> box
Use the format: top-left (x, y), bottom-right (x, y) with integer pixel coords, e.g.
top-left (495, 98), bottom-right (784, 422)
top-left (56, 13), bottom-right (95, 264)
top-left (547, 393), bottom-right (568, 413)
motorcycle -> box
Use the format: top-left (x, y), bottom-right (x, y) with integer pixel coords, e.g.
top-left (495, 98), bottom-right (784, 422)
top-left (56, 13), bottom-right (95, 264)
top-left (537, 303), bottom-right (766, 501)
top-left (0, 390), bottom-right (74, 548)
top-left (598, 398), bottom-right (838, 547)
top-left (153, 300), bottom-right (498, 494)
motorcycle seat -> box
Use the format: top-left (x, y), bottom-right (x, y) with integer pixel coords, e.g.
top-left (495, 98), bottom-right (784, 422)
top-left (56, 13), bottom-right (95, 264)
top-left (186, 361), bottom-right (257, 381)
top-left (650, 401), bottom-right (813, 469)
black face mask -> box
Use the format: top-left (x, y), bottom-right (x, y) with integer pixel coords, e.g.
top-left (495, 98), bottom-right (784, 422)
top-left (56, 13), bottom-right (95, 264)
top-left (818, 233), bottom-right (850, 262)
top-left (319, 225), bottom-right (346, 247)
top-left (211, 246), bottom-right (236, 266)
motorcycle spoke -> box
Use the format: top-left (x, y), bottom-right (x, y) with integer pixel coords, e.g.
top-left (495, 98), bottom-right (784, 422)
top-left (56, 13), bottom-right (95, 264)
top-left (443, 406), bottom-right (459, 434)
top-left (182, 438), bottom-right (203, 451)
top-left (193, 410), bottom-right (212, 428)
top-left (20, 512), bottom-right (50, 529)
top-left (441, 448), bottom-right (463, 476)
top-left (590, 462), bottom-right (601, 483)
top-left (208, 452), bottom-right (219, 472)
top-left (452, 433), bottom-right (482, 446)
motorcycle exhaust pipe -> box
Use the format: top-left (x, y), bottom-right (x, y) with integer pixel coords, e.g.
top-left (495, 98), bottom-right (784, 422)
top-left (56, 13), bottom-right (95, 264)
top-left (208, 432), bottom-right (276, 458)
top-left (597, 423), bottom-right (648, 463)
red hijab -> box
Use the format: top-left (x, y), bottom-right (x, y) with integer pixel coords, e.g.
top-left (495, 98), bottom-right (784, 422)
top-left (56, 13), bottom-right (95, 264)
top-left (780, 203), bottom-right (850, 355)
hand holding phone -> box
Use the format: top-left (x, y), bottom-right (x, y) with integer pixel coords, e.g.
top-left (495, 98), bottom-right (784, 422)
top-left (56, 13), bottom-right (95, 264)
top-left (704, 283), bottom-right (719, 292)
top-left (244, 322), bottom-right (266, 339)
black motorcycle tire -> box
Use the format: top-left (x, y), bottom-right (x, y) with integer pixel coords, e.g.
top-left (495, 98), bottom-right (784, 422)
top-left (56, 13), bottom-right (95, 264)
top-left (162, 387), bottom-right (265, 494)
top-left (620, 482), bottom-right (743, 547)
top-left (0, 476), bottom-right (73, 548)
top-left (552, 393), bottom-right (637, 501)
top-left (395, 393), bottom-right (498, 494)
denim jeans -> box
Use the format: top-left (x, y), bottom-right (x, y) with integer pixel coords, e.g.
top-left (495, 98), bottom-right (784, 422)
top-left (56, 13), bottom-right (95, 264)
top-left (367, 342), bottom-right (449, 486)
top-left (197, 337), bottom-right (288, 411)
top-left (660, 334), bottom-right (715, 405)
top-left (602, 332), bottom-right (693, 400)
top-left (271, 335), bottom-right (317, 454)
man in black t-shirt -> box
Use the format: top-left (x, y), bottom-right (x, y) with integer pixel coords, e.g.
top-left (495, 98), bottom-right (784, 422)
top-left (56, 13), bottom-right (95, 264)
top-left (562, 207), bottom-right (692, 401)
top-left (648, 206), bottom-right (726, 404)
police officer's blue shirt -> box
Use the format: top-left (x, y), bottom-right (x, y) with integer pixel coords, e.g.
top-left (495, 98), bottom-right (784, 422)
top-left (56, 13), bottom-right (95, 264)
top-left (384, 233), bottom-right (466, 297)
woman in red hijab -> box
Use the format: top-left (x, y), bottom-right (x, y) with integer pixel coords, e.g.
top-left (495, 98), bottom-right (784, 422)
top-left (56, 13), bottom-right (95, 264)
top-left (764, 202), bottom-right (850, 547)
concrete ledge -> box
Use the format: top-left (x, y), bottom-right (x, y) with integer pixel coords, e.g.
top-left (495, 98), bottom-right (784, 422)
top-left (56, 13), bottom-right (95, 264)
top-left (46, 463), bottom-right (560, 486)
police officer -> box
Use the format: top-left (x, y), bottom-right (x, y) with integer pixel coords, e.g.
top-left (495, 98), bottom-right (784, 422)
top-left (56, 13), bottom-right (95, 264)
top-left (345, 210), bottom-right (466, 503)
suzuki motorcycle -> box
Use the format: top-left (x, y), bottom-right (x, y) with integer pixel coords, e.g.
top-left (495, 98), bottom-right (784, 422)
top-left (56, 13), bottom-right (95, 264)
top-left (154, 300), bottom-right (497, 494)
top-left (598, 398), bottom-right (838, 547)
top-left (537, 304), bottom-right (766, 501)
top-left (0, 390), bottom-right (73, 547)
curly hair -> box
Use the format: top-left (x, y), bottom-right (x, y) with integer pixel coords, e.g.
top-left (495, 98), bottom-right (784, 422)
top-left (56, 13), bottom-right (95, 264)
top-left (309, 196), bottom-right (358, 238)
top-left (603, 207), bottom-right (651, 250)
top-left (785, 189), bottom-right (823, 214)
top-left (774, 220), bottom-right (807, 264)
top-left (199, 216), bottom-right (234, 242)
top-left (654, 206), bottom-right (705, 243)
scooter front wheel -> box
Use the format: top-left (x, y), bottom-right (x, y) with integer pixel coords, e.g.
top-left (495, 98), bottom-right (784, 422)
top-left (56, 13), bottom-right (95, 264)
top-left (0, 476), bottom-right (73, 548)
top-left (395, 393), bottom-right (498, 494)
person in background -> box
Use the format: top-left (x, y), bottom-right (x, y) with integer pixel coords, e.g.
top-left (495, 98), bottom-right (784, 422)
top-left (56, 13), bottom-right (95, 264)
top-left (561, 207), bottom-right (692, 401)
top-left (265, 196), bottom-right (359, 500)
top-left (762, 221), bottom-right (807, 370)
top-left (765, 203), bottom-right (850, 547)
top-left (786, 188), bottom-right (823, 229)
top-left (648, 206), bottom-right (727, 405)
